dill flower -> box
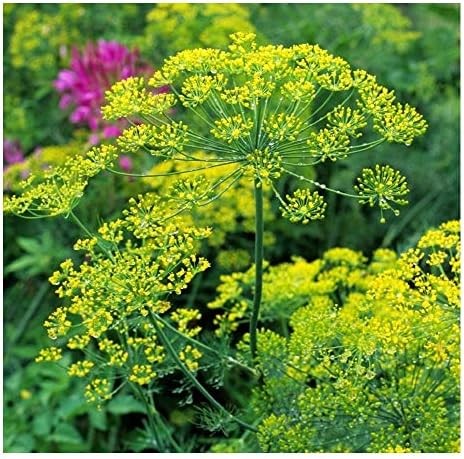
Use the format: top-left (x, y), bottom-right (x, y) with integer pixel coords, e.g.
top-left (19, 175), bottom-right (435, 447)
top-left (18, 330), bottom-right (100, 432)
top-left (103, 32), bottom-right (426, 223)
top-left (213, 220), bottom-right (459, 453)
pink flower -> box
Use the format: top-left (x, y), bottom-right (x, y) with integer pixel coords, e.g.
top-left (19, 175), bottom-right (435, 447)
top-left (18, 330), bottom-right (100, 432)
top-left (118, 155), bottom-right (133, 172)
top-left (54, 40), bottom-right (153, 141)
top-left (3, 139), bottom-right (25, 167)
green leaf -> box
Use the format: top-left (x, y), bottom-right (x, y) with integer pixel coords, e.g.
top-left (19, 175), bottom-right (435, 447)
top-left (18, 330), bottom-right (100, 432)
top-left (89, 408), bottom-right (107, 431)
top-left (107, 394), bottom-right (146, 415)
top-left (56, 392), bottom-right (88, 420)
top-left (6, 433), bottom-right (36, 452)
top-left (16, 236), bottom-right (42, 253)
top-left (50, 423), bottom-right (83, 445)
top-left (4, 255), bottom-right (38, 273)
top-left (32, 412), bottom-right (53, 437)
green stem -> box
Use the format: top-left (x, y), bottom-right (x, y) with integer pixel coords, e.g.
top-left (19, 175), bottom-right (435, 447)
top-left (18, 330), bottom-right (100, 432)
top-left (250, 179), bottom-right (264, 360)
top-left (149, 313), bottom-right (257, 432)
top-left (68, 210), bottom-right (94, 239)
top-left (153, 313), bottom-right (257, 375)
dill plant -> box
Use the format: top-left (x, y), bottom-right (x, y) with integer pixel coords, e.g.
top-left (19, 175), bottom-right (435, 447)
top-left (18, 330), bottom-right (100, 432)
top-left (4, 32), bottom-right (429, 445)
top-left (101, 31), bottom-right (426, 358)
top-left (249, 221), bottom-right (459, 452)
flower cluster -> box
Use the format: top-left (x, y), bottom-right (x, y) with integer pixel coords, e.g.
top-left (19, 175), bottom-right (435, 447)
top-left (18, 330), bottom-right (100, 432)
top-left (5, 33), bottom-right (427, 227)
top-left (141, 3), bottom-right (256, 57)
top-left (54, 40), bottom-right (154, 143)
top-left (234, 220), bottom-right (459, 453)
top-left (280, 189), bottom-right (326, 224)
top-left (3, 144), bottom-right (118, 217)
top-left (8, 5), bottom-right (84, 78)
top-left (355, 164), bottom-right (409, 222)
top-left (35, 193), bottom-right (211, 404)
top-left (3, 141), bottom-right (83, 192)
top-left (102, 32), bottom-right (426, 224)
top-left (142, 151), bottom-right (275, 249)
top-left (352, 4), bottom-right (421, 52)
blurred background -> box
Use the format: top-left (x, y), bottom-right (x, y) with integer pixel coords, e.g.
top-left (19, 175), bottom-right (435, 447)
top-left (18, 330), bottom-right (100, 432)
top-left (3, 3), bottom-right (459, 452)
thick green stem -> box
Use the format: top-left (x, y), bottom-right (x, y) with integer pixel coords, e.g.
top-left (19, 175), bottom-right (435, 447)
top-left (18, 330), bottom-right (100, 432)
top-left (250, 179), bottom-right (264, 360)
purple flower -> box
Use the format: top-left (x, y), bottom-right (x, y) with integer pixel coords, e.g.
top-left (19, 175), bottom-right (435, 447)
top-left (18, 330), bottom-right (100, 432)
top-left (54, 40), bottom-right (154, 140)
top-left (3, 139), bottom-right (25, 167)
top-left (118, 155), bottom-right (133, 172)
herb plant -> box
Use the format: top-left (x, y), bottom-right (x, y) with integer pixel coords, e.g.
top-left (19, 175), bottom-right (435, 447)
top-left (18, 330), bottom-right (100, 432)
top-left (4, 32), bottom-right (440, 452)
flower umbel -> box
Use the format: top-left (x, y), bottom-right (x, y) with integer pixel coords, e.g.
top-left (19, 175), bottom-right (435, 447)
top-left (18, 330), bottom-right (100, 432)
top-left (355, 164), bottom-right (409, 222)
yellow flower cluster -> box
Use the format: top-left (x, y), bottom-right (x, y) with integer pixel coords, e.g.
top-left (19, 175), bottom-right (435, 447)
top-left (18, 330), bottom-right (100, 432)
top-left (9, 5), bottom-right (84, 76)
top-left (129, 364), bottom-right (156, 385)
top-left (84, 378), bottom-right (112, 406)
top-left (355, 164), bottom-right (409, 222)
top-left (141, 3), bottom-right (256, 56)
top-left (280, 189), bottom-right (326, 224)
top-left (263, 114), bottom-right (303, 142)
top-left (117, 122), bottom-right (189, 158)
top-left (211, 115), bottom-right (254, 144)
top-left (327, 106), bottom-right (367, 138)
top-left (180, 74), bottom-right (227, 108)
top-left (43, 307), bottom-right (72, 340)
top-left (171, 308), bottom-right (202, 338)
top-left (227, 220), bottom-right (459, 452)
top-left (245, 147), bottom-right (283, 183)
top-left (6, 33), bottom-right (427, 231)
top-left (306, 128), bottom-right (350, 162)
top-left (98, 32), bottom-right (426, 225)
top-left (179, 345), bottom-right (203, 372)
top-left (352, 4), bottom-right (421, 52)
top-left (4, 145), bottom-right (118, 217)
top-left (102, 77), bottom-right (176, 120)
top-left (68, 360), bottom-right (94, 377)
top-left (3, 141), bottom-right (84, 192)
top-left (142, 151), bottom-right (275, 248)
top-left (35, 347), bottom-right (63, 362)
top-left (35, 193), bottom-right (211, 404)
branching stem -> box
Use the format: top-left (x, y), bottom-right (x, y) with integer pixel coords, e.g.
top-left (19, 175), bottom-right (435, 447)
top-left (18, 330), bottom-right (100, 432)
top-left (149, 312), bottom-right (257, 432)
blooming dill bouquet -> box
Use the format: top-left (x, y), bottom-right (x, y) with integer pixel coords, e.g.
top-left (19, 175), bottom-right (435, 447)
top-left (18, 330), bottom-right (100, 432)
top-left (4, 33), bottom-right (428, 446)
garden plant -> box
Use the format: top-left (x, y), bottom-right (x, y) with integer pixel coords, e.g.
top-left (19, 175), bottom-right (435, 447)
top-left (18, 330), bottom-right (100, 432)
top-left (3, 4), bottom-right (459, 453)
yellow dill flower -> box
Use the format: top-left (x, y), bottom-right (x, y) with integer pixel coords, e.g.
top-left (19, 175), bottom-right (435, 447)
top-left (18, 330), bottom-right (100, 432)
top-left (7, 32), bottom-right (427, 227)
top-left (280, 189), bottom-right (326, 224)
top-left (68, 360), bottom-right (94, 377)
top-left (43, 307), bottom-right (72, 340)
top-left (129, 364), bottom-right (156, 385)
top-left (355, 165), bottom-right (409, 222)
top-left (85, 378), bottom-right (112, 404)
top-left (179, 345), bottom-right (203, 372)
top-left (248, 220), bottom-right (460, 453)
top-left (67, 334), bottom-right (91, 350)
top-left (211, 114), bottom-right (254, 144)
top-left (171, 308), bottom-right (202, 337)
top-left (35, 347), bottom-right (63, 362)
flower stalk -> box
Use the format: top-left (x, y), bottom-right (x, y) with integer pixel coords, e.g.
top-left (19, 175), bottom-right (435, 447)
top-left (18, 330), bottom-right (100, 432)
top-left (250, 179), bottom-right (264, 360)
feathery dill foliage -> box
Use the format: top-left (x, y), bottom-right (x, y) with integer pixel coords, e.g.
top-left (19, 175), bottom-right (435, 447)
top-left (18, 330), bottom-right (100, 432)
top-left (248, 221), bottom-right (458, 453)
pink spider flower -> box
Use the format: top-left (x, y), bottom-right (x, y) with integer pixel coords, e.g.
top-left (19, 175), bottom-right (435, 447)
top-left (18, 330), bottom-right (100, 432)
top-left (54, 40), bottom-right (155, 143)
top-left (3, 139), bottom-right (25, 168)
